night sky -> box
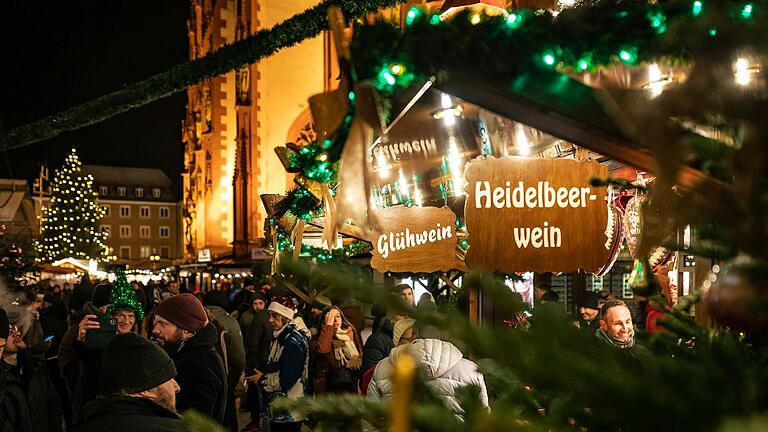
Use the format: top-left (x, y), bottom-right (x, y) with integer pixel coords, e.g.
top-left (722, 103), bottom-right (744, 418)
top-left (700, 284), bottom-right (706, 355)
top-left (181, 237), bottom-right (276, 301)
top-left (0, 1), bottom-right (189, 194)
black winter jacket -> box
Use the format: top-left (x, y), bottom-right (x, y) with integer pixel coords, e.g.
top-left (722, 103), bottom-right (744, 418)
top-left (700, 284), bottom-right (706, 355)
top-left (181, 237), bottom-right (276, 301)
top-left (77, 396), bottom-right (181, 432)
top-left (14, 351), bottom-right (63, 432)
top-left (239, 309), bottom-right (270, 371)
top-left (362, 318), bottom-right (394, 373)
top-left (172, 322), bottom-right (227, 423)
top-left (0, 362), bottom-right (34, 432)
top-left (58, 302), bottom-right (107, 424)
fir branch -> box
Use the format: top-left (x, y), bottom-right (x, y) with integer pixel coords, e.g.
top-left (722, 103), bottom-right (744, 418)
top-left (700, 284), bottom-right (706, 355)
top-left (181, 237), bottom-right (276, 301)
top-left (0, 0), bottom-right (405, 150)
top-left (271, 394), bottom-right (389, 429)
top-left (179, 410), bottom-right (227, 432)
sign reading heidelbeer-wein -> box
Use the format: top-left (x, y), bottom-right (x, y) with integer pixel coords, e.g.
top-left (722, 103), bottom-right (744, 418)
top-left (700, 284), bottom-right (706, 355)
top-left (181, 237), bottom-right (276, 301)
top-left (464, 157), bottom-right (611, 274)
top-left (370, 206), bottom-right (464, 273)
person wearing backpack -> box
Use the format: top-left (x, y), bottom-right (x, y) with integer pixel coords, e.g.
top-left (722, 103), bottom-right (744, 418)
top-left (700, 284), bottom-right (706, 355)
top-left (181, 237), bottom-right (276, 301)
top-left (203, 292), bottom-right (246, 431)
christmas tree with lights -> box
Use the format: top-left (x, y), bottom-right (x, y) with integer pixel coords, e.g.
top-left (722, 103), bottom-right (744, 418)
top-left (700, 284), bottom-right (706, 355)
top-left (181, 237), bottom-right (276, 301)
top-left (35, 148), bottom-right (109, 262)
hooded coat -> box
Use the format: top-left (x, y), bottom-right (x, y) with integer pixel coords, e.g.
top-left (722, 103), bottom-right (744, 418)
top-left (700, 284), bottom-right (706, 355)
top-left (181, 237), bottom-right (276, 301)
top-left (171, 322), bottom-right (228, 423)
top-left (367, 339), bottom-right (489, 415)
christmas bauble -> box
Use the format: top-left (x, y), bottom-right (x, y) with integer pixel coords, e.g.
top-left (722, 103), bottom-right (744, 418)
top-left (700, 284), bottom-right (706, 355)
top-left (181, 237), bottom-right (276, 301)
top-left (704, 258), bottom-right (768, 333)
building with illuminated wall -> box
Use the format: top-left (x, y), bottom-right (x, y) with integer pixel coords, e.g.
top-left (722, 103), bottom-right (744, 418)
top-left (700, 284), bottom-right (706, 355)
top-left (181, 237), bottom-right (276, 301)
top-left (182, 1), bottom-right (507, 263)
top-left (182, 0), bottom-right (340, 263)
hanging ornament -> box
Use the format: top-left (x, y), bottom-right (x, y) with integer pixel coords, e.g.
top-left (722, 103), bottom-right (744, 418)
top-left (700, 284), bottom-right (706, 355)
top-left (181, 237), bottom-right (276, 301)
top-left (704, 255), bottom-right (768, 333)
top-left (595, 204), bottom-right (624, 276)
top-left (629, 257), bottom-right (659, 297)
top-left (623, 195), bottom-right (671, 268)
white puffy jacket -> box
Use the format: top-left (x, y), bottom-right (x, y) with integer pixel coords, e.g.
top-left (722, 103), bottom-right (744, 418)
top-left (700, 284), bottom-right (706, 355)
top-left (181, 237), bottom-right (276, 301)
top-left (367, 338), bottom-right (489, 414)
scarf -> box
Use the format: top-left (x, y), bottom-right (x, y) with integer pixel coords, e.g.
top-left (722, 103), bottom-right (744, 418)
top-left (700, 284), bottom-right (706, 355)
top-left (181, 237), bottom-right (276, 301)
top-left (596, 327), bottom-right (635, 349)
top-left (333, 327), bottom-right (360, 366)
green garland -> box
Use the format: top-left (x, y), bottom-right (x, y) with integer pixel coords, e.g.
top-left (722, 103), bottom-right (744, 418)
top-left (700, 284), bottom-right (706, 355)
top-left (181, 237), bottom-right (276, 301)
top-left (287, 187), bottom-right (322, 221)
top-left (352, 0), bottom-right (765, 92)
top-left (272, 229), bottom-right (372, 262)
top-left (290, 143), bottom-right (339, 184)
top-left (0, 0), bottom-right (404, 150)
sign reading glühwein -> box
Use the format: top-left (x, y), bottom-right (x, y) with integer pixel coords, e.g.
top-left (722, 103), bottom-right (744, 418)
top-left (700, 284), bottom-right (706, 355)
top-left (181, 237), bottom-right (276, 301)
top-left (464, 157), bottom-right (610, 273)
top-left (370, 206), bottom-right (464, 273)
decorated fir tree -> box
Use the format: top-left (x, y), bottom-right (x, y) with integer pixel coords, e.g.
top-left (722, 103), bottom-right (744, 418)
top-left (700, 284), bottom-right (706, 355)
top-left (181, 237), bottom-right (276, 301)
top-left (35, 148), bottom-right (109, 262)
top-left (108, 270), bottom-right (144, 320)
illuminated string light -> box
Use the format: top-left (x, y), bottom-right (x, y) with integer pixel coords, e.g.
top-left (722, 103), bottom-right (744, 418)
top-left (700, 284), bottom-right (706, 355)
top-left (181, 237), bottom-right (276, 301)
top-left (734, 58), bottom-right (753, 86)
top-left (741, 3), bottom-right (753, 19)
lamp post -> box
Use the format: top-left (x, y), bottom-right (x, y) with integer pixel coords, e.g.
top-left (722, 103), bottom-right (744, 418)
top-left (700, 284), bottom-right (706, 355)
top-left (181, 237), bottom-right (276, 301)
top-left (149, 254), bottom-right (160, 271)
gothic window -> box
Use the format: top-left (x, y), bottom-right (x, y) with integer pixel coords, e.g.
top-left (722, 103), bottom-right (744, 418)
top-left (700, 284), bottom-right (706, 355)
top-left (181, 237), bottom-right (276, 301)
top-left (236, 67), bottom-right (250, 104)
top-left (203, 84), bottom-right (212, 133)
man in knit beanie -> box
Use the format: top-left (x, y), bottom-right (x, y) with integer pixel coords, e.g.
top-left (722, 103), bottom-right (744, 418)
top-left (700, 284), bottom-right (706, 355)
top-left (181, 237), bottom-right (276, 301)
top-left (77, 333), bottom-right (182, 432)
top-left (152, 293), bottom-right (227, 424)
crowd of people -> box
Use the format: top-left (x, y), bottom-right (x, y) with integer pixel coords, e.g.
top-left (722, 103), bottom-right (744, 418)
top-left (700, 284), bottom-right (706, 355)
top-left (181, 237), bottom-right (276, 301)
top-left (0, 273), bottom-right (670, 432)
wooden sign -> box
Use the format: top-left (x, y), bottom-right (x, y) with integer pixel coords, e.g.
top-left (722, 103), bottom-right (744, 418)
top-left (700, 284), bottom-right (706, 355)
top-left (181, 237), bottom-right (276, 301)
top-left (370, 206), bottom-right (464, 273)
top-left (464, 157), bottom-right (611, 273)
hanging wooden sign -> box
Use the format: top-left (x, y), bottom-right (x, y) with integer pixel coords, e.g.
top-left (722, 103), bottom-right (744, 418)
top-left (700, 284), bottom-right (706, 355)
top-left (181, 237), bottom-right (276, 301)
top-left (464, 157), bottom-right (611, 273)
top-left (370, 206), bottom-right (464, 273)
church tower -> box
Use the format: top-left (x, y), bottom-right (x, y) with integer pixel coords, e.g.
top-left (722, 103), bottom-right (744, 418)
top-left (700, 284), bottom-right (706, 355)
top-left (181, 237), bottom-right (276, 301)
top-left (182, 0), bottom-right (330, 262)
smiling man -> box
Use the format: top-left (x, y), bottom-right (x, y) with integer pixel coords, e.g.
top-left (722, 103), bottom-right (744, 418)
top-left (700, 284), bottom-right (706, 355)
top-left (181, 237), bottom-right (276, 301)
top-left (596, 300), bottom-right (651, 360)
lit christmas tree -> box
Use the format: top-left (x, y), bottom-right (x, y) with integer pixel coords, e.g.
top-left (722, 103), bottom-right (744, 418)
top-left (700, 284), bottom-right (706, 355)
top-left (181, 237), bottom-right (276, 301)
top-left (35, 148), bottom-right (109, 262)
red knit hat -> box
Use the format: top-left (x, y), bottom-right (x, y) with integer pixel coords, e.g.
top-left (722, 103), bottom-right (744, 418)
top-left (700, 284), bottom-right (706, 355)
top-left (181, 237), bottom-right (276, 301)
top-left (155, 293), bottom-right (207, 333)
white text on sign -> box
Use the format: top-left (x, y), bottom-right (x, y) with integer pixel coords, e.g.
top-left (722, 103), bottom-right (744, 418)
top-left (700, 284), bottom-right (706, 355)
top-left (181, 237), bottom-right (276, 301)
top-left (376, 223), bottom-right (453, 259)
top-left (474, 181), bottom-right (598, 209)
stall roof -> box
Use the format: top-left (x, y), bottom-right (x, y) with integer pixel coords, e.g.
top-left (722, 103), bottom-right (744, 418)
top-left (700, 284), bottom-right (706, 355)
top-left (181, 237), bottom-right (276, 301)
top-left (436, 70), bottom-right (716, 188)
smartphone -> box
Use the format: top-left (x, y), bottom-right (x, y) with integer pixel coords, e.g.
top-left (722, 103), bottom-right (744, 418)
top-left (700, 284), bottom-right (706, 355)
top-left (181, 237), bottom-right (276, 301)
top-left (85, 317), bottom-right (117, 349)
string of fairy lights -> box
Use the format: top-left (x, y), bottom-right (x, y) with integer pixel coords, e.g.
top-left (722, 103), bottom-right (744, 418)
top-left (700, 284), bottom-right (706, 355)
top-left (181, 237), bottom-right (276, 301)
top-left (34, 148), bottom-right (110, 262)
top-left (360, 0), bottom-right (764, 96)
